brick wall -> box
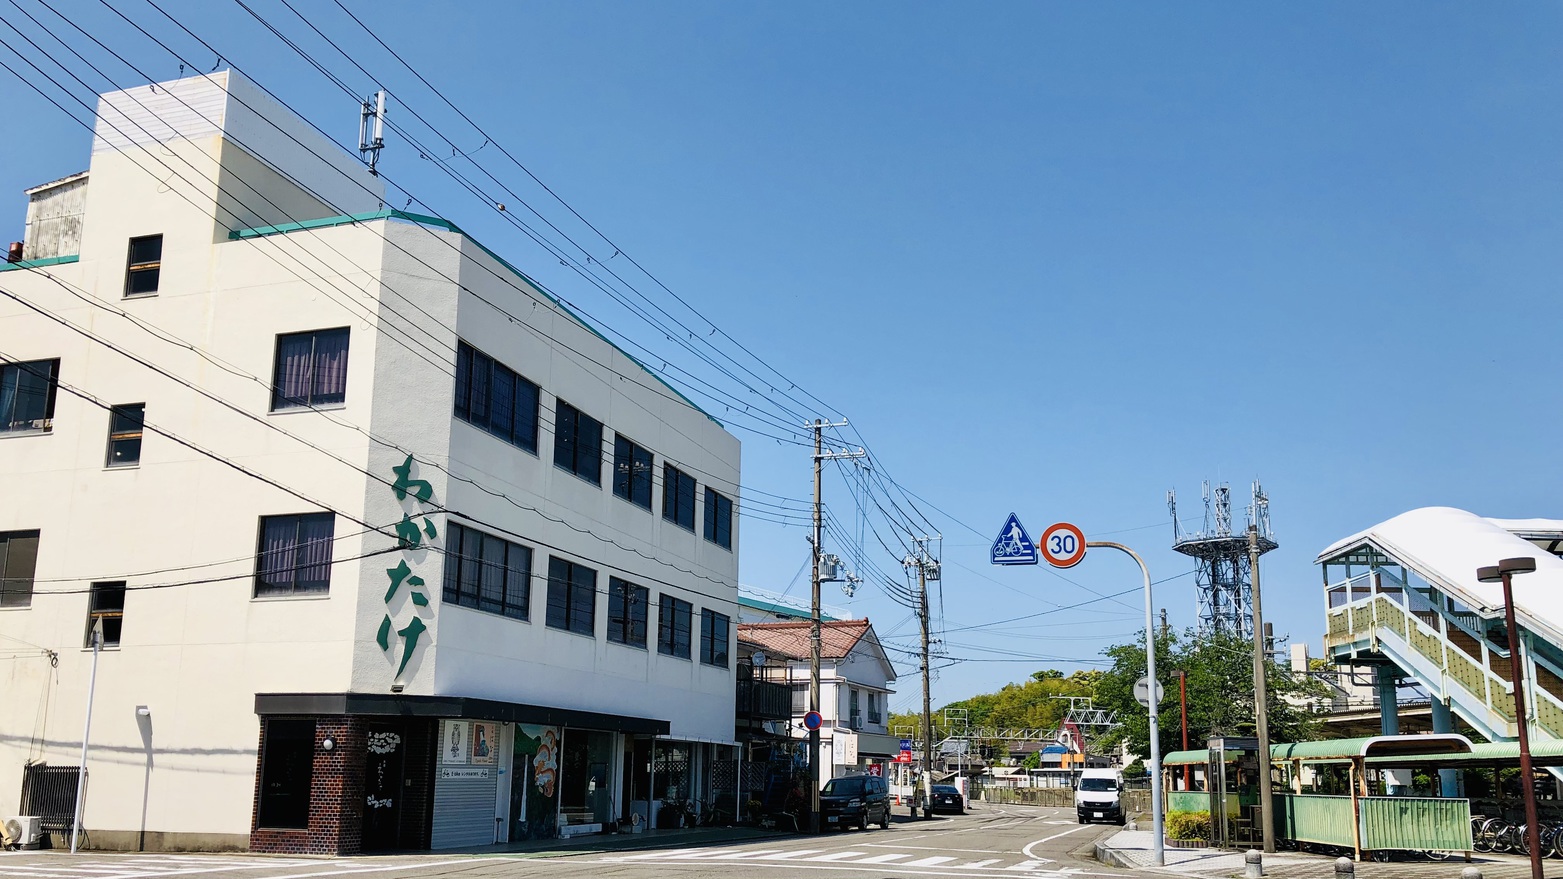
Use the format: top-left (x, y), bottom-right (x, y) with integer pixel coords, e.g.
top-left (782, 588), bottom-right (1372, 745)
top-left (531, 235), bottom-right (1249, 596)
top-left (249, 716), bottom-right (367, 856)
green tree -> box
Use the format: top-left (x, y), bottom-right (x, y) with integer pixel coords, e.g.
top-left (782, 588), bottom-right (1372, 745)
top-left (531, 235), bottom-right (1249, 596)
top-left (1096, 628), bottom-right (1330, 757)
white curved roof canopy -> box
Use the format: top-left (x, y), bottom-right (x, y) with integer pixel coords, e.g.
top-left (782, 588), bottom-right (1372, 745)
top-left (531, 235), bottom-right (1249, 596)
top-left (1317, 507), bottom-right (1563, 649)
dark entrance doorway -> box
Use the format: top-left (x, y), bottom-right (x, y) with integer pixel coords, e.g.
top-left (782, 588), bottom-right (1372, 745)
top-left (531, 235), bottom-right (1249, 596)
top-left (362, 721), bottom-right (405, 852)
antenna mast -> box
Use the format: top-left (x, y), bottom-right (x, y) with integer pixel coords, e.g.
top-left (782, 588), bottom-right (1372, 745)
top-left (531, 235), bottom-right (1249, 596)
top-left (359, 90), bottom-right (387, 176)
top-left (1169, 480), bottom-right (1277, 639)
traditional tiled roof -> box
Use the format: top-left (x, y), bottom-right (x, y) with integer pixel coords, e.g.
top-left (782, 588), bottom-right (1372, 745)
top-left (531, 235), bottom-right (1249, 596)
top-left (738, 619), bottom-right (872, 662)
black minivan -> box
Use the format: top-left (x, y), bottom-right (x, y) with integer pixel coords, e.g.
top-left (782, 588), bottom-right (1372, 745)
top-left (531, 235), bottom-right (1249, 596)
top-left (819, 774), bottom-right (892, 830)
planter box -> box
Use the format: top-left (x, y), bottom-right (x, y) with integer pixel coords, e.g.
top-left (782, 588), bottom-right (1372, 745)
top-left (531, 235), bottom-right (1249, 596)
top-left (1164, 838), bottom-right (1209, 849)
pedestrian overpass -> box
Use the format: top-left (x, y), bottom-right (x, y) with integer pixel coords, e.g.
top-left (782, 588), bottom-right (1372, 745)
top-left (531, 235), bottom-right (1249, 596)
top-left (1320, 507), bottom-right (1563, 781)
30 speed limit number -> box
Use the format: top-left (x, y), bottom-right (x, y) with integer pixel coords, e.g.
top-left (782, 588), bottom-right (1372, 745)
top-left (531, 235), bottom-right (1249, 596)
top-left (1040, 522), bottom-right (1086, 568)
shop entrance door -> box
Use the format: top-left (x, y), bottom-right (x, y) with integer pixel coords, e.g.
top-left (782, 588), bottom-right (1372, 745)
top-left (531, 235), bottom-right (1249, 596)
top-left (363, 721), bottom-right (406, 851)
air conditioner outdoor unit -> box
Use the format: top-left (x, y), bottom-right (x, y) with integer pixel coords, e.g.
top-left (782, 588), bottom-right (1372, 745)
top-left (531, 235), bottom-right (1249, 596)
top-left (3, 815), bottom-right (44, 850)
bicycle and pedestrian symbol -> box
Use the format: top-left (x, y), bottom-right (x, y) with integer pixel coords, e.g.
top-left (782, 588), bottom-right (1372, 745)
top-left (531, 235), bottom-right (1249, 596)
top-left (990, 513), bottom-right (1038, 565)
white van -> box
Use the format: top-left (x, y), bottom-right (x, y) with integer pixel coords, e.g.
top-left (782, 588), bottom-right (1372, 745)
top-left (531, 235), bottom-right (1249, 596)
top-left (1074, 768), bottom-right (1125, 825)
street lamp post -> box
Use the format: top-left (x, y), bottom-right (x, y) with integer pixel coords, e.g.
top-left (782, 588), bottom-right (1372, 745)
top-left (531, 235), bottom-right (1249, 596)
top-left (1477, 557), bottom-right (1540, 879)
top-left (1087, 541), bottom-right (1164, 867)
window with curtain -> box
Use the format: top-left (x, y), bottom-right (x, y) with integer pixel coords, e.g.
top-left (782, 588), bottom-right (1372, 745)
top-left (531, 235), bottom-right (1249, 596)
top-left (612, 435), bottom-right (654, 510)
top-left (553, 399), bottom-right (603, 484)
top-left (270, 328), bottom-right (350, 411)
top-left (254, 513), bottom-right (335, 597)
top-left (546, 557), bottom-right (596, 636)
top-left (441, 521), bottom-right (533, 620)
top-left (703, 487), bottom-right (733, 549)
top-left (0, 358), bottom-right (59, 434)
top-left (699, 608), bottom-right (729, 667)
top-left (607, 576), bottom-right (648, 647)
top-left (658, 594), bottom-right (692, 658)
top-left (662, 464), bottom-right (696, 531)
top-left (453, 340), bottom-right (539, 453)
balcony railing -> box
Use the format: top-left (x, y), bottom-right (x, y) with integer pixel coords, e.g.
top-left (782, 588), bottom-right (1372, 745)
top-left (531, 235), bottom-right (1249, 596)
top-left (867, 711), bottom-right (883, 725)
top-left (737, 679), bottom-right (791, 720)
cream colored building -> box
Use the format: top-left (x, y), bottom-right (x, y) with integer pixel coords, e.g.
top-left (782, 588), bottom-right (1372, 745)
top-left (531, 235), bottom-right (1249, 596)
top-left (0, 72), bottom-right (740, 853)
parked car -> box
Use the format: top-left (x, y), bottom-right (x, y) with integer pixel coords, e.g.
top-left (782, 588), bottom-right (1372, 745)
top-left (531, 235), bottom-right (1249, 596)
top-left (819, 774), bottom-right (892, 830)
top-left (928, 784), bottom-right (965, 814)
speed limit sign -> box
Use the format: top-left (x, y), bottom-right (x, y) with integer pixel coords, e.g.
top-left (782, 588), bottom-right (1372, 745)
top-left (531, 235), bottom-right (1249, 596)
top-left (1040, 522), bottom-right (1087, 568)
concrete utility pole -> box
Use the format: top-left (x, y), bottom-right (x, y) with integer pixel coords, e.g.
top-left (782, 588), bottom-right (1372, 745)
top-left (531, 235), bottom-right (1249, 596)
top-left (807, 419), bottom-right (862, 833)
top-left (903, 537), bottom-right (939, 813)
top-left (1248, 526), bottom-right (1275, 854)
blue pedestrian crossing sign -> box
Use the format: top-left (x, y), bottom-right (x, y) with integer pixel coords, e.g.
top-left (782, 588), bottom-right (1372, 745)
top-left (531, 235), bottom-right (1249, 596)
top-left (990, 513), bottom-right (1038, 566)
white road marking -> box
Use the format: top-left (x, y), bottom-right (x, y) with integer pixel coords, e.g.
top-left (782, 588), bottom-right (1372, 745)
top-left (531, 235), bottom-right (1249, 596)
top-left (1021, 827), bottom-right (1086, 861)
top-left (0, 861), bottom-right (473, 879)
top-left (702, 851), bottom-right (788, 860)
top-left (953, 860), bottom-right (1002, 869)
top-left (900, 857), bottom-right (957, 867)
top-left (752, 850), bottom-right (826, 860)
top-left (851, 855), bottom-right (912, 864)
top-left (805, 852), bottom-right (870, 862)
top-left (861, 846), bottom-right (1002, 854)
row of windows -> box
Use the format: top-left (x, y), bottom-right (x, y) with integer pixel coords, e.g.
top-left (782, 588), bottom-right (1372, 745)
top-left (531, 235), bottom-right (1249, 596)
top-left (454, 340), bottom-right (734, 550)
top-left (441, 521), bottom-right (730, 665)
top-left (1, 519), bottom-right (732, 666)
top-left (4, 341), bottom-right (733, 555)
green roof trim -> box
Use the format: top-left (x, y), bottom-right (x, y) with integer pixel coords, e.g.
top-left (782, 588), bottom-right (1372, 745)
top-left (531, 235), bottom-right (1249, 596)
top-left (0, 254), bottom-right (79, 272)
top-left (1165, 735), bottom-right (1475, 768)
top-left (226, 209), bottom-right (718, 425)
top-left (739, 595), bottom-right (836, 622)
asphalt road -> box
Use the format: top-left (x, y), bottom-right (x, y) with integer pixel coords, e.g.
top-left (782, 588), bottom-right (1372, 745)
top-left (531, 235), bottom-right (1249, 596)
top-left (0, 806), bottom-right (1129, 879)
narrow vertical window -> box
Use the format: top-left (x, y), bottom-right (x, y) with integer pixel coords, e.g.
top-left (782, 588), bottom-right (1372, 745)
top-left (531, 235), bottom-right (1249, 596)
top-left (607, 577), bottom-right (649, 647)
top-left (105, 403), bottom-right (145, 467)
top-left (85, 581), bottom-right (126, 647)
top-left (546, 557), bottom-right (596, 636)
top-left (700, 608), bottom-right (729, 667)
top-left (612, 436), bottom-right (654, 510)
top-left (124, 235), bottom-right (162, 297)
top-left (0, 530), bottom-right (40, 608)
top-left (270, 328), bottom-right (350, 411)
top-left (257, 718), bottom-right (315, 829)
top-left (662, 464), bottom-right (696, 531)
top-left (553, 400), bottom-right (603, 484)
top-left (0, 359), bottom-right (60, 433)
top-left (703, 488), bottom-right (733, 549)
top-left (658, 594), bottom-right (692, 658)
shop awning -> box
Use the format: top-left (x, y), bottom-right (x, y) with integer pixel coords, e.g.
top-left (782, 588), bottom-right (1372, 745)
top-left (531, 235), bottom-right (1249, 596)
top-left (255, 692), bottom-right (670, 736)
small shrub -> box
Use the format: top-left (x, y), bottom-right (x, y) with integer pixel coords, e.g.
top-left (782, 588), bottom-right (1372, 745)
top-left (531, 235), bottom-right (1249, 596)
top-left (1165, 810), bottom-right (1212, 841)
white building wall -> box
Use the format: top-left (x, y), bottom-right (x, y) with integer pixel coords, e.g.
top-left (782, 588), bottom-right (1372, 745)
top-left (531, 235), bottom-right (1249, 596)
top-left (0, 70), bottom-right (739, 849)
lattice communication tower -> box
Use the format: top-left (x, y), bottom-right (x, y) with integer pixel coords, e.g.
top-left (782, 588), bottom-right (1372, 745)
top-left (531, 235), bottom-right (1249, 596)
top-left (1168, 480), bottom-right (1276, 640)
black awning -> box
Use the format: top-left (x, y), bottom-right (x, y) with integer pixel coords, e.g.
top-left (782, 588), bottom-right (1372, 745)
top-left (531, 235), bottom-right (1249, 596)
top-left (255, 692), bottom-right (670, 737)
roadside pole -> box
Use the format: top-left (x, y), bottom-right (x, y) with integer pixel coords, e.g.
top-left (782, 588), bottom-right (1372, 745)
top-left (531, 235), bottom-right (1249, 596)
top-left (1248, 526), bottom-right (1276, 853)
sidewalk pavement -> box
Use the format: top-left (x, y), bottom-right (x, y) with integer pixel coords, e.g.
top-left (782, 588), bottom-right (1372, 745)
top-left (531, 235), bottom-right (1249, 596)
top-left (450, 822), bottom-right (789, 858)
top-left (1095, 829), bottom-right (1559, 878)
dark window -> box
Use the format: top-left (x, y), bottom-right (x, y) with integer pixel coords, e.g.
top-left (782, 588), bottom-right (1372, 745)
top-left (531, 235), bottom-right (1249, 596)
top-left (85, 581), bottom-right (126, 648)
top-left (0, 530), bottom-right (40, 609)
top-left (553, 400), bottom-right (602, 484)
top-left (657, 594), bottom-right (692, 659)
top-left (105, 403), bottom-right (144, 467)
top-left (257, 718), bottom-right (315, 829)
top-left (546, 557), bottom-right (596, 636)
top-left (453, 341), bottom-right (539, 453)
top-left (254, 513), bottom-right (335, 597)
top-left (700, 608), bottom-right (730, 667)
top-left (124, 235), bottom-right (162, 297)
top-left (270, 328), bottom-right (350, 411)
top-left (790, 684), bottom-right (809, 713)
top-left (607, 577), bottom-right (648, 648)
top-left (612, 435), bottom-right (654, 510)
top-left (0, 359), bottom-right (59, 433)
top-left (703, 488), bottom-right (733, 549)
top-left (662, 464), bottom-right (696, 531)
top-left (441, 522), bottom-right (531, 620)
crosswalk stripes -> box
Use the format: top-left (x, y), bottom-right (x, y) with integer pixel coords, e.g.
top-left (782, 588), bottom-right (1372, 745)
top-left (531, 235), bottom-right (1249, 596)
top-left (606, 846), bottom-right (1067, 873)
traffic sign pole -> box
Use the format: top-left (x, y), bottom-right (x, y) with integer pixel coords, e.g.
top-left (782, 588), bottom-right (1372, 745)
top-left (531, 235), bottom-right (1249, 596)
top-left (1087, 540), bottom-right (1164, 868)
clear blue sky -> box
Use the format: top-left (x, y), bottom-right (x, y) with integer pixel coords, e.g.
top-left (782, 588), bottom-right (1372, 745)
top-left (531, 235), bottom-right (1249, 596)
top-left (3, 1), bottom-right (1560, 714)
